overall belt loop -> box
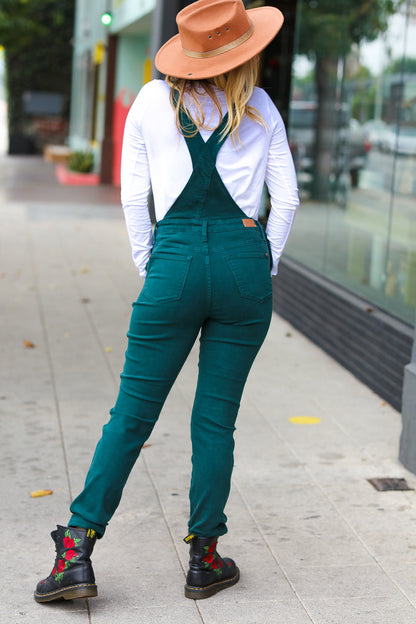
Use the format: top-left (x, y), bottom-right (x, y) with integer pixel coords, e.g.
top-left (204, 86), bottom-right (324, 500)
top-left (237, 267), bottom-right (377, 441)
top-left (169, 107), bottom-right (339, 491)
top-left (202, 219), bottom-right (208, 243)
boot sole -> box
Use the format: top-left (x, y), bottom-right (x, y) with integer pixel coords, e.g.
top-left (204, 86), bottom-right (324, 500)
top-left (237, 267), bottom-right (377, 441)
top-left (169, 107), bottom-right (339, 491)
top-left (34, 583), bottom-right (98, 603)
top-left (185, 568), bottom-right (240, 600)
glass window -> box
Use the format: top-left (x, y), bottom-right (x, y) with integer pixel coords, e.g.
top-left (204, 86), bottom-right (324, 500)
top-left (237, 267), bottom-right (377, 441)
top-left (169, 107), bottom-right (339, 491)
top-left (285, 0), bottom-right (416, 325)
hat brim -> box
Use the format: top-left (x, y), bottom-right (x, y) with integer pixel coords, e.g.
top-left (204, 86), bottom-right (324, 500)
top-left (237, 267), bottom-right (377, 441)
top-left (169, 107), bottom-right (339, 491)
top-left (155, 7), bottom-right (284, 80)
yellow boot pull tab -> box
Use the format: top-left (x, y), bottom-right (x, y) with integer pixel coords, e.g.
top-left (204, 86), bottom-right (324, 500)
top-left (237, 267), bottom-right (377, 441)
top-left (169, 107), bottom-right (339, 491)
top-left (87, 529), bottom-right (96, 539)
top-left (183, 534), bottom-right (195, 544)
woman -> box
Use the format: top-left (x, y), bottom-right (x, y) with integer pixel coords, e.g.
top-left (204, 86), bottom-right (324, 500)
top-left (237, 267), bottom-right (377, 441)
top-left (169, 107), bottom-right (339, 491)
top-left (34, 0), bottom-right (298, 603)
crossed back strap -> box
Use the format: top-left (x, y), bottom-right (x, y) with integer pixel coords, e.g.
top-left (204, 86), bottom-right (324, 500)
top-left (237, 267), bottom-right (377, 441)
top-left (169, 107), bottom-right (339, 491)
top-left (163, 88), bottom-right (245, 220)
top-left (172, 88), bottom-right (231, 167)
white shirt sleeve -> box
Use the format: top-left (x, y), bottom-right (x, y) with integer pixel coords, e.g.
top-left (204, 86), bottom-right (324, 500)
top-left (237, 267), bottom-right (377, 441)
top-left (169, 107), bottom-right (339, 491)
top-left (120, 88), bottom-right (153, 278)
top-left (264, 99), bottom-right (299, 275)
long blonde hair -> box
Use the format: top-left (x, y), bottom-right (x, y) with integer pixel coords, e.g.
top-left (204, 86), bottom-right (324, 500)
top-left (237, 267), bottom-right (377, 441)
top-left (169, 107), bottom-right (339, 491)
top-left (166, 55), bottom-right (266, 143)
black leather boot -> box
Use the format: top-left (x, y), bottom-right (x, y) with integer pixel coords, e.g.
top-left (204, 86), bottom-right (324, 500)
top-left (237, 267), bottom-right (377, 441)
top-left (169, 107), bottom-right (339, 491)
top-left (184, 535), bottom-right (240, 599)
top-left (34, 525), bottom-right (97, 603)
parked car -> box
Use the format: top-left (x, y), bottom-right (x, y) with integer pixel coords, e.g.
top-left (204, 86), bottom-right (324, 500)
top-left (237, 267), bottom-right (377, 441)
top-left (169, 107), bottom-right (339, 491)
top-left (363, 119), bottom-right (390, 151)
top-left (288, 101), bottom-right (371, 190)
top-left (380, 125), bottom-right (416, 156)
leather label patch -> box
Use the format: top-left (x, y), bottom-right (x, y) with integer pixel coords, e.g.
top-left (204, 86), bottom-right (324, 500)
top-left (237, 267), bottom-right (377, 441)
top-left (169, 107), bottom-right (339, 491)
top-left (242, 218), bottom-right (256, 228)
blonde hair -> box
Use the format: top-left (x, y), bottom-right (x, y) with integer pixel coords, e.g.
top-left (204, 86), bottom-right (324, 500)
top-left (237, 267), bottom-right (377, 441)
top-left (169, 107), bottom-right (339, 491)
top-left (166, 56), bottom-right (266, 143)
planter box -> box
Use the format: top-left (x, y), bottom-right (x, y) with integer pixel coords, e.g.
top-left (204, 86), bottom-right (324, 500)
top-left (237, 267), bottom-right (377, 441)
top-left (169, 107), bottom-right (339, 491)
top-left (55, 163), bottom-right (99, 186)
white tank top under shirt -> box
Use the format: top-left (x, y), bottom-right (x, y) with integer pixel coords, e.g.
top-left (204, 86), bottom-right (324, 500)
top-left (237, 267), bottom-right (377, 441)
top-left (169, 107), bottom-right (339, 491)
top-left (121, 79), bottom-right (299, 277)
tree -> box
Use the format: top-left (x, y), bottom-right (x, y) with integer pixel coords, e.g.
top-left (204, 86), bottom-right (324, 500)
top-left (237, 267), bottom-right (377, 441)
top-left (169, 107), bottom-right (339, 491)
top-left (349, 64), bottom-right (376, 122)
top-left (0, 0), bottom-right (75, 153)
top-left (385, 57), bottom-right (416, 74)
top-left (295, 0), bottom-right (401, 199)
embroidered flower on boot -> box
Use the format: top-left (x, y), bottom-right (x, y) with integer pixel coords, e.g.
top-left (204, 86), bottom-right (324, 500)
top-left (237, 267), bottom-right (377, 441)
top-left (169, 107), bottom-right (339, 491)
top-left (53, 529), bottom-right (81, 584)
top-left (202, 541), bottom-right (223, 577)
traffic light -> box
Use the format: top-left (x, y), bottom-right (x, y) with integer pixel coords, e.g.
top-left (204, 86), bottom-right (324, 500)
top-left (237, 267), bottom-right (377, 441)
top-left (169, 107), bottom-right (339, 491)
top-left (101, 12), bottom-right (112, 26)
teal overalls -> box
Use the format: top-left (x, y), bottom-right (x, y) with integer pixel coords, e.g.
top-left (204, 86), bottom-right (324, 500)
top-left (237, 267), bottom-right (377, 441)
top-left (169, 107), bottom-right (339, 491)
top-left (69, 101), bottom-right (273, 539)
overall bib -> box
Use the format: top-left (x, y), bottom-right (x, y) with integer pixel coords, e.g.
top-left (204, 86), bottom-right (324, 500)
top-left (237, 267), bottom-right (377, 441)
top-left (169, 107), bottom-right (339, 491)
top-left (69, 104), bottom-right (273, 539)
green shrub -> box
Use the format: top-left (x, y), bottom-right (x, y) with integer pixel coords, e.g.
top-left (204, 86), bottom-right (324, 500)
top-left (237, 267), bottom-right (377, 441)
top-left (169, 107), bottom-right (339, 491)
top-left (68, 151), bottom-right (94, 174)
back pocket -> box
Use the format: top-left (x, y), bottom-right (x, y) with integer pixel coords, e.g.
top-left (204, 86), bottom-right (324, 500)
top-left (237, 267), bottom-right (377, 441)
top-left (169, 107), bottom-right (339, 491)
top-left (226, 253), bottom-right (272, 303)
top-left (143, 253), bottom-right (192, 303)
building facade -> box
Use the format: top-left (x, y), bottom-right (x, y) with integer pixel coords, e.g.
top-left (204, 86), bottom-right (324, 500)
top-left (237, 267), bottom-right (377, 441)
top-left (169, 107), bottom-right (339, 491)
top-left (69, 0), bottom-right (155, 184)
top-left (278, 0), bottom-right (416, 413)
top-left (68, 0), bottom-right (416, 463)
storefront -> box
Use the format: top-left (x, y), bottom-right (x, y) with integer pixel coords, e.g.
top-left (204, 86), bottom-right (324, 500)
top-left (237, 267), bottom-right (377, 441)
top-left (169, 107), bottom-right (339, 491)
top-left (259, 0), bottom-right (416, 416)
top-left (69, 0), bottom-right (155, 183)
top-left (287, 0), bottom-right (416, 327)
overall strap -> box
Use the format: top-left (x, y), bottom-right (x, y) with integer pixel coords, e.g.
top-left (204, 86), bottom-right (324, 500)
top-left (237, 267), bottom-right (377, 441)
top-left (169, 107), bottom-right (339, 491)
top-left (172, 88), bottom-right (231, 167)
top-left (162, 88), bottom-right (245, 221)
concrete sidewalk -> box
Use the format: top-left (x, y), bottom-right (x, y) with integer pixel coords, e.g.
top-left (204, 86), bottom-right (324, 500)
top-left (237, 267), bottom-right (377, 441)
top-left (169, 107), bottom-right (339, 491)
top-left (1, 155), bottom-right (416, 624)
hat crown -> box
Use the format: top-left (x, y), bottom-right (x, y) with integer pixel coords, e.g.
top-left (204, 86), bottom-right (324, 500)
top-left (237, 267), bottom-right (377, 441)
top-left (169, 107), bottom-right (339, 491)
top-left (177, 0), bottom-right (251, 55)
top-left (155, 0), bottom-right (284, 80)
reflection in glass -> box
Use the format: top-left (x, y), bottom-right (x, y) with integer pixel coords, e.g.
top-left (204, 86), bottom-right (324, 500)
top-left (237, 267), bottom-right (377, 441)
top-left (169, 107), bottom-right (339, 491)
top-left (285, 0), bottom-right (416, 324)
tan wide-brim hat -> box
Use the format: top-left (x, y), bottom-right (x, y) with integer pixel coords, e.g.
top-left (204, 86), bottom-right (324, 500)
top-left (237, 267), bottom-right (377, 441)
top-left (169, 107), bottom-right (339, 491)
top-left (155, 0), bottom-right (284, 80)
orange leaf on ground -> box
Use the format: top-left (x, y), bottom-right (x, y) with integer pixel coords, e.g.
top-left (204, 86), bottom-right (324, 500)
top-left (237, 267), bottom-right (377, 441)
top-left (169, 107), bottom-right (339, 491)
top-left (23, 340), bottom-right (35, 349)
top-left (30, 489), bottom-right (53, 498)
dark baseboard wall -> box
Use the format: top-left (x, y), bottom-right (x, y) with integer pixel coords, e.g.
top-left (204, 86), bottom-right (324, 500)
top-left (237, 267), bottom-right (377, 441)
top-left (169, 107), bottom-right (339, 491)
top-left (274, 257), bottom-right (414, 411)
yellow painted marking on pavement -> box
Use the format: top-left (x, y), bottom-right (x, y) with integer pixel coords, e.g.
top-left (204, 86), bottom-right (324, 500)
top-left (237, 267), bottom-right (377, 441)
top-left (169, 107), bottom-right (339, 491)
top-left (289, 416), bottom-right (321, 425)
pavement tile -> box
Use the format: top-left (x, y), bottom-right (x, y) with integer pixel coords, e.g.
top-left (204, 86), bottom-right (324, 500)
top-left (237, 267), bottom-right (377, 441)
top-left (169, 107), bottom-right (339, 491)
top-left (302, 596), bottom-right (416, 624)
top-left (283, 564), bottom-right (402, 600)
top-left (3, 596), bottom-right (90, 624)
top-left (197, 598), bottom-right (314, 624)
top-left (89, 602), bottom-right (202, 623)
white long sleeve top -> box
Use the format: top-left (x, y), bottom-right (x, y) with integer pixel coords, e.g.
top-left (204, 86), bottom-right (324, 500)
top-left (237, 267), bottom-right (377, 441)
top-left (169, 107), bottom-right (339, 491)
top-left (121, 79), bottom-right (299, 277)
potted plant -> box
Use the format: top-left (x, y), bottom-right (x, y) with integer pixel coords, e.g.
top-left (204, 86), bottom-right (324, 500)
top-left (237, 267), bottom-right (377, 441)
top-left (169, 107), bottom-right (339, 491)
top-left (68, 150), bottom-right (94, 173)
top-left (56, 150), bottom-right (100, 185)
